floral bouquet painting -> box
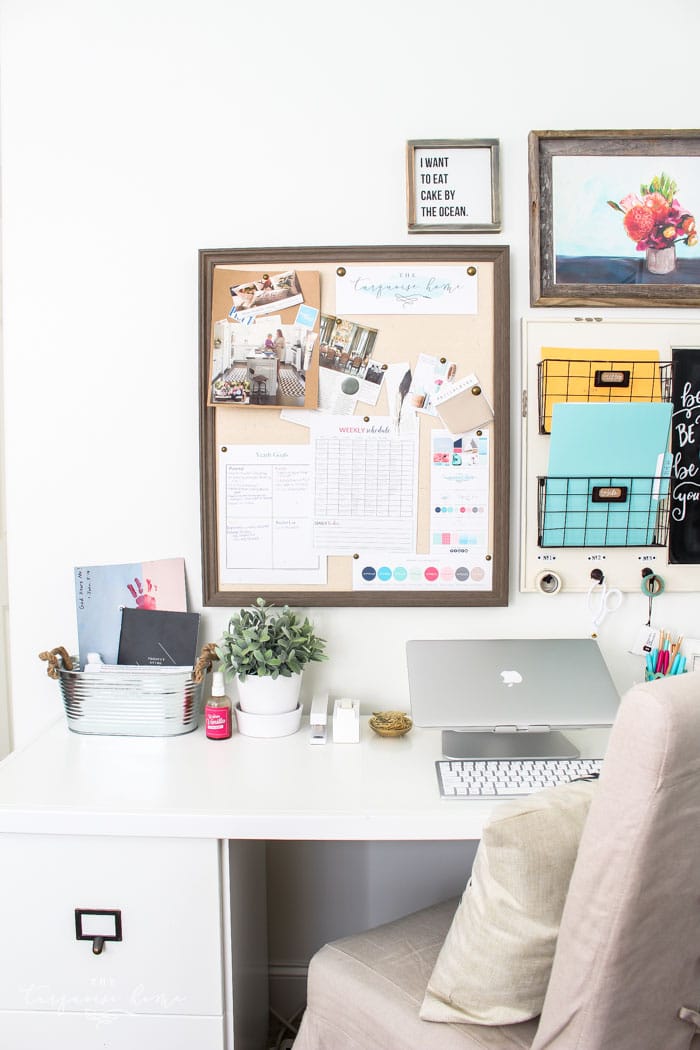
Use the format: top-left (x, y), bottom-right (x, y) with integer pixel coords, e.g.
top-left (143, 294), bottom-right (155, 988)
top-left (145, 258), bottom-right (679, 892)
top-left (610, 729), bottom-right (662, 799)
top-left (608, 172), bottom-right (697, 274)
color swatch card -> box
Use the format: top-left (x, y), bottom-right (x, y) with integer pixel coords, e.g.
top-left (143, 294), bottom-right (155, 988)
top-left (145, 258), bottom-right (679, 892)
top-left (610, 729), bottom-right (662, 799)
top-left (433, 372), bottom-right (494, 435)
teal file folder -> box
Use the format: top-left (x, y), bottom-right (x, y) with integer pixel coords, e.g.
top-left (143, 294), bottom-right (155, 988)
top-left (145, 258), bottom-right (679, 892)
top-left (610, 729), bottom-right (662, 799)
top-left (542, 403), bottom-right (672, 547)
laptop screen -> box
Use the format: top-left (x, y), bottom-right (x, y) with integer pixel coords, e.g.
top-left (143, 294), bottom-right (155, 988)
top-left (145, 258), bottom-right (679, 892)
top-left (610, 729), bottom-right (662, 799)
top-left (406, 638), bottom-right (620, 731)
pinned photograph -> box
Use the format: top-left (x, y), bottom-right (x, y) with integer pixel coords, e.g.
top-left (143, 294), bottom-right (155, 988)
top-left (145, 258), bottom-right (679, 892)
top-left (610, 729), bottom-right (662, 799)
top-left (316, 313), bottom-right (386, 410)
top-left (319, 313), bottom-right (383, 383)
top-left (229, 270), bottom-right (304, 320)
top-left (210, 319), bottom-right (316, 408)
top-left (208, 266), bottom-right (320, 409)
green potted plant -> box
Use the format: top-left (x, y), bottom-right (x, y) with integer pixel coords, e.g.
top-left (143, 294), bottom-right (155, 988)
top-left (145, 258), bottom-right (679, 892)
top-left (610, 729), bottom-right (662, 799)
top-left (216, 598), bottom-right (327, 731)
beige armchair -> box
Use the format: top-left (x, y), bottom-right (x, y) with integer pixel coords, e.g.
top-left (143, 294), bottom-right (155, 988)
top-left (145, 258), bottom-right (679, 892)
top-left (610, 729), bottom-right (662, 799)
top-left (294, 673), bottom-right (700, 1050)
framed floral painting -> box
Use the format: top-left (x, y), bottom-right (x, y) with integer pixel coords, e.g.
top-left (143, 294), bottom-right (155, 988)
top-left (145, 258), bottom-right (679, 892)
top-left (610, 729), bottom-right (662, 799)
top-left (529, 130), bottom-right (700, 306)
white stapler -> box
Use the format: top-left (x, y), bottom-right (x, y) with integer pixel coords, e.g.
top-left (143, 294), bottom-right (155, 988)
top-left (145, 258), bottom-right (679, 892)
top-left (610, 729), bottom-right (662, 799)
top-left (309, 692), bottom-right (329, 745)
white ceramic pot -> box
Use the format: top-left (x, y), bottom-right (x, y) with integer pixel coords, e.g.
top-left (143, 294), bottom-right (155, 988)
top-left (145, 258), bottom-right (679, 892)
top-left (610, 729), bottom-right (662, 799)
top-left (234, 702), bottom-right (302, 738)
top-left (236, 672), bottom-right (302, 714)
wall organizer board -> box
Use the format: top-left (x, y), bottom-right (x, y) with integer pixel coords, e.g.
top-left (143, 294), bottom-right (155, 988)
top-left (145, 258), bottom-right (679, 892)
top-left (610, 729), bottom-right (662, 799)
top-left (521, 316), bottom-right (700, 594)
top-left (199, 246), bottom-right (510, 607)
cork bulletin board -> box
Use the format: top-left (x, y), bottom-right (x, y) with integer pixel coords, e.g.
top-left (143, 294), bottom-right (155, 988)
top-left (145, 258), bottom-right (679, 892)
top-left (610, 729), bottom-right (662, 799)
top-left (199, 246), bottom-right (510, 607)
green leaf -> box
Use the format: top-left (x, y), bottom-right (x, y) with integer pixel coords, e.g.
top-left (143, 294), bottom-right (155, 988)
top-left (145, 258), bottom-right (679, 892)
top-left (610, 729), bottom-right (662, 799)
top-left (215, 597), bottom-right (327, 677)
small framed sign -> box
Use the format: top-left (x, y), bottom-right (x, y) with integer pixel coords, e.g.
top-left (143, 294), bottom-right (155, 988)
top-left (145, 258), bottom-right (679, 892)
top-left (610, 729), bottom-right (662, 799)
top-left (407, 138), bottom-right (501, 233)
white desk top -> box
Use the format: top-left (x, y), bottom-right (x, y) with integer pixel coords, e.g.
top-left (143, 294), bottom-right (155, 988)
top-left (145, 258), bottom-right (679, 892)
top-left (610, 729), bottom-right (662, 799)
top-left (0, 718), bottom-right (609, 841)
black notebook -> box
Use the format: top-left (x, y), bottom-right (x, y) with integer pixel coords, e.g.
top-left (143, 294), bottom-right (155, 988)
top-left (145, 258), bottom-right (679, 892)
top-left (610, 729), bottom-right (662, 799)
top-left (117, 608), bottom-right (200, 668)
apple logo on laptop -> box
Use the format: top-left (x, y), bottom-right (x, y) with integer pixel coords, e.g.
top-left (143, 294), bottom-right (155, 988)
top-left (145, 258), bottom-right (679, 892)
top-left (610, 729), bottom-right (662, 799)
top-left (500, 670), bottom-right (523, 687)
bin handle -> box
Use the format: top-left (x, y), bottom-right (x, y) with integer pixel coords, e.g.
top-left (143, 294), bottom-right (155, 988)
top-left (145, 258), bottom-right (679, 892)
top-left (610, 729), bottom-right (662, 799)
top-left (40, 643), bottom-right (217, 682)
top-left (192, 643), bottom-right (218, 683)
top-left (39, 647), bottom-right (75, 678)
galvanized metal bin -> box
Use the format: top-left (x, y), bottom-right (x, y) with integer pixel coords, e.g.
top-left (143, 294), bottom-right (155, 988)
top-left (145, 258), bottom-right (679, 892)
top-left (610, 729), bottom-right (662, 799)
top-left (40, 644), bottom-right (217, 737)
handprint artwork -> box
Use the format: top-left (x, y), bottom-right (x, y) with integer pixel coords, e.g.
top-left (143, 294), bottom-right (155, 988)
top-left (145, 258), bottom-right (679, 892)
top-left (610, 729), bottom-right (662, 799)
top-left (74, 558), bottom-right (187, 667)
top-left (127, 577), bottom-right (158, 610)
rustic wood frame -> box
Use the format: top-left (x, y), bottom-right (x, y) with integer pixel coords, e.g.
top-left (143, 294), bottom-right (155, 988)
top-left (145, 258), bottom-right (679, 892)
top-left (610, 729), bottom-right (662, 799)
top-left (529, 129), bottom-right (700, 307)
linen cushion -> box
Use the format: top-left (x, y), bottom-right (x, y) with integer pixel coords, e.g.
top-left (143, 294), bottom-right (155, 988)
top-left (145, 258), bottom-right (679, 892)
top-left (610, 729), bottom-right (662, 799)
top-left (293, 898), bottom-right (539, 1050)
top-left (421, 778), bottom-right (596, 1025)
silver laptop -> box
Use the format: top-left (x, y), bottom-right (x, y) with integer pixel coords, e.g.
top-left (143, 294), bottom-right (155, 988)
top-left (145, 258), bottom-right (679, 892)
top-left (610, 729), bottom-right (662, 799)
top-left (406, 638), bottom-right (620, 759)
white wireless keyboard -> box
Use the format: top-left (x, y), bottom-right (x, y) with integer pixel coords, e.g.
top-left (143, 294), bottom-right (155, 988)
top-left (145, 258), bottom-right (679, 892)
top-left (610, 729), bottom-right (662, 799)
top-left (436, 757), bottom-right (602, 799)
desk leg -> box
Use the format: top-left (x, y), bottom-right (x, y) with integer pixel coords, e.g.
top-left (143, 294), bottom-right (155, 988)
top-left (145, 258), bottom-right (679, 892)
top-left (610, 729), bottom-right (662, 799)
top-left (222, 840), bottom-right (268, 1050)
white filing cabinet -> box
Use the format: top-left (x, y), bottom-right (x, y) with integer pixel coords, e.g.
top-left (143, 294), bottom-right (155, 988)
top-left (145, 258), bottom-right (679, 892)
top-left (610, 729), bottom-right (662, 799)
top-left (0, 834), bottom-right (226, 1048)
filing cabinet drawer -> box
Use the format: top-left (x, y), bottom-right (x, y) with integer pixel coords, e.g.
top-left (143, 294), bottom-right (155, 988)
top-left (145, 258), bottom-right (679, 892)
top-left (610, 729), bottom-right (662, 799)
top-left (0, 1010), bottom-right (224, 1049)
top-left (0, 834), bottom-right (224, 1019)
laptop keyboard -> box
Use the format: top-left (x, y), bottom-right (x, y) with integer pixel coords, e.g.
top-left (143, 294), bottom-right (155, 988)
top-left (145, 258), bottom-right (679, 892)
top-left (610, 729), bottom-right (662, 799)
top-left (436, 757), bottom-right (602, 799)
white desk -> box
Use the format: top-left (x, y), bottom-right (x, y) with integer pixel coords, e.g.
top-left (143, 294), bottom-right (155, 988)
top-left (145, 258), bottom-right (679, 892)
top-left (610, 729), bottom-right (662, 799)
top-left (0, 717), bottom-right (608, 1048)
top-left (0, 717), bottom-right (498, 839)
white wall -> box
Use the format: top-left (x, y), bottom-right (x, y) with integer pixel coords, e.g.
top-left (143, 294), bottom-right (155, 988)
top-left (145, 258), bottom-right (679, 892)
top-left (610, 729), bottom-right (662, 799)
top-left (2, 0), bottom-right (700, 1009)
top-left (0, 208), bottom-right (10, 759)
top-left (4, 0), bottom-right (700, 747)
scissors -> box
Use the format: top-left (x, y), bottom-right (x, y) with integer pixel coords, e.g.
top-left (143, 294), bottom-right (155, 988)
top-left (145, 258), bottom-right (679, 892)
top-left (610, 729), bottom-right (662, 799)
top-left (586, 576), bottom-right (623, 627)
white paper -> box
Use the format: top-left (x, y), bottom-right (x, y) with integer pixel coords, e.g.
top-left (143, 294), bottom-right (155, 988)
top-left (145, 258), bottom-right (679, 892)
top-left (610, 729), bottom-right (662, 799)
top-left (352, 425), bottom-right (493, 589)
top-left (312, 417), bottom-right (418, 553)
top-left (218, 445), bottom-right (326, 584)
top-left (430, 429), bottom-right (490, 561)
top-left (335, 265), bottom-right (477, 315)
top-left (413, 146), bottom-right (494, 227)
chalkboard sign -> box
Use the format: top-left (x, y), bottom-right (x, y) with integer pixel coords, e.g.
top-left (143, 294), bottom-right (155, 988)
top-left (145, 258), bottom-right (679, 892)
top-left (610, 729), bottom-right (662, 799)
top-left (670, 347), bottom-right (700, 563)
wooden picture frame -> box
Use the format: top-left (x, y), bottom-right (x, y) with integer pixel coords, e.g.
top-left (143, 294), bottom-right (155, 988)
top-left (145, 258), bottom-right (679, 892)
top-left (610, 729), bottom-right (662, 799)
top-left (529, 129), bottom-right (700, 307)
top-left (199, 245), bottom-right (510, 607)
top-left (407, 139), bottom-right (501, 233)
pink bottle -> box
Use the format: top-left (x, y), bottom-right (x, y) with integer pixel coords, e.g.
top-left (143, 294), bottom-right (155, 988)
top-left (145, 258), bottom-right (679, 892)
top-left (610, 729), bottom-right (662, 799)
top-left (205, 671), bottom-right (232, 740)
